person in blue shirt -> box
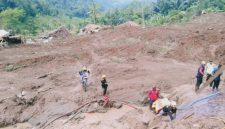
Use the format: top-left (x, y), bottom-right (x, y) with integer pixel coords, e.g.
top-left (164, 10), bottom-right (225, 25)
top-left (212, 64), bottom-right (223, 92)
top-left (79, 67), bottom-right (90, 84)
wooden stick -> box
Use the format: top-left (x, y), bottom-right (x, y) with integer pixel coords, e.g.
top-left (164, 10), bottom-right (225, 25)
top-left (183, 113), bottom-right (194, 120)
top-left (41, 100), bottom-right (97, 129)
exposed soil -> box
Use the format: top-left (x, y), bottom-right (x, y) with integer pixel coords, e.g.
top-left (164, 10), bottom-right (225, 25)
top-left (0, 13), bottom-right (225, 129)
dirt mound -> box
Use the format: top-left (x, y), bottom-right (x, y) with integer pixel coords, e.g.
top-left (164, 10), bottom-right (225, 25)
top-left (48, 26), bottom-right (70, 38)
top-left (78, 24), bottom-right (112, 35)
top-left (165, 13), bottom-right (225, 62)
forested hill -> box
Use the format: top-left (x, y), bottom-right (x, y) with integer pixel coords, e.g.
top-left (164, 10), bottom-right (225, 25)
top-left (0, 0), bottom-right (225, 36)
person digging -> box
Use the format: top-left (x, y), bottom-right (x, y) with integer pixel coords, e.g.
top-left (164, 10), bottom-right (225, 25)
top-left (158, 101), bottom-right (177, 121)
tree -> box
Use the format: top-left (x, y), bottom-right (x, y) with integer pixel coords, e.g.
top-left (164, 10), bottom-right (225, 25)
top-left (0, 8), bottom-right (25, 30)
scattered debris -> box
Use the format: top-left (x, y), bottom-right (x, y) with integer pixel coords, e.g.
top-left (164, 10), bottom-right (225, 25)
top-left (41, 100), bottom-right (98, 129)
top-left (14, 91), bottom-right (37, 106)
top-left (0, 29), bottom-right (23, 46)
top-left (0, 30), bottom-right (9, 48)
top-left (0, 29), bottom-right (9, 38)
top-left (3, 35), bottom-right (23, 44)
top-left (78, 24), bottom-right (112, 35)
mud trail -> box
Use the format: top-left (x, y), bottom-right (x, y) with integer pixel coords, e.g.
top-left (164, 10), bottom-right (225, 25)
top-left (1, 13), bottom-right (225, 129)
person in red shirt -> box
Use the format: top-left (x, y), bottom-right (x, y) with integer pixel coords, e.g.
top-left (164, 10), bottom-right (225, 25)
top-left (148, 86), bottom-right (160, 110)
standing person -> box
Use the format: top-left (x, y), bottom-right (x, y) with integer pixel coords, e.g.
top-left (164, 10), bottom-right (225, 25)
top-left (79, 67), bottom-right (90, 91)
top-left (148, 86), bottom-right (160, 110)
top-left (212, 64), bottom-right (223, 92)
top-left (195, 61), bottom-right (206, 92)
top-left (205, 60), bottom-right (214, 87)
top-left (101, 75), bottom-right (108, 96)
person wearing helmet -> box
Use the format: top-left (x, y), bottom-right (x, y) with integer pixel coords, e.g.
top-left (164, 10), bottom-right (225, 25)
top-left (79, 67), bottom-right (90, 86)
top-left (148, 86), bottom-right (160, 110)
top-left (101, 75), bottom-right (108, 96)
top-left (195, 61), bottom-right (206, 92)
top-left (159, 101), bottom-right (177, 121)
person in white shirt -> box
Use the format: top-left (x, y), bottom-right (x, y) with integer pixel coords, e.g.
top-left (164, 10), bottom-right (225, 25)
top-left (205, 60), bottom-right (214, 87)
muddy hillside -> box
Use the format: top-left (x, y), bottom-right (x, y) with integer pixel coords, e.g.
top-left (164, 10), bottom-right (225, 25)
top-left (0, 13), bottom-right (225, 129)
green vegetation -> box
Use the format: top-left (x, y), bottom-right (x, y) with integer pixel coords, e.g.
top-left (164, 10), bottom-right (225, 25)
top-left (99, 0), bottom-right (225, 26)
top-left (0, 0), bottom-right (225, 36)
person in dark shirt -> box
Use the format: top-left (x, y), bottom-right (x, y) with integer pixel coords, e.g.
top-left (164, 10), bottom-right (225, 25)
top-left (101, 75), bottom-right (108, 96)
top-left (159, 101), bottom-right (177, 121)
top-left (195, 61), bottom-right (206, 92)
top-left (212, 64), bottom-right (223, 92)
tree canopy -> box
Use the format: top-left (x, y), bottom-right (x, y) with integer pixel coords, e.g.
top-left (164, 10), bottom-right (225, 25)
top-left (0, 0), bottom-right (224, 36)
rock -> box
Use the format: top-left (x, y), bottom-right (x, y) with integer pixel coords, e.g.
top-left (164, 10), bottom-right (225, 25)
top-left (113, 102), bottom-right (123, 109)
top-left (208, 28), bottom-right (213, 30)
top-left (147, 49), bottom-right (156, 54)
